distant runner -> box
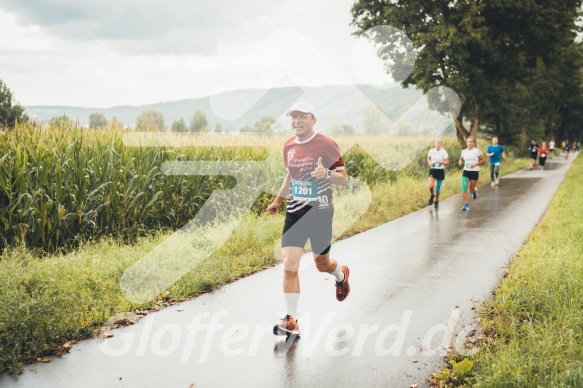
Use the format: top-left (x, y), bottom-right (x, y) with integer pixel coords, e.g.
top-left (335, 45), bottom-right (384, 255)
top-left (427, 138), bottom-right (449, 209)
top-left (486, 136), bottom-right (507, 187)
top-left (266, 101), bottom-right (351, 338)
top-left (564, 140), bottom-right (570, 159)
top-left (529, 139), bottom-right (539, 170)
top-left (549, 139), bottom-right (555, 159)
top-left (458, 136), bottom-right (485, 212)
top-left (538, 142), bottom-right (549, 171)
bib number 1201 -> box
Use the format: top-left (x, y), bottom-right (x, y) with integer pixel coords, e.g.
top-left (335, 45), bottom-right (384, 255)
top-left (292, 179), bottom-right (318, 201)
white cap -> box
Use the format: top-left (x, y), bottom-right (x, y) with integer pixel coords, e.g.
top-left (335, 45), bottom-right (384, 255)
top-left (286, 101), bottom-right (316, 117)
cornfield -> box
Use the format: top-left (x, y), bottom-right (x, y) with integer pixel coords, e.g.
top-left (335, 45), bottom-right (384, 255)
top-left (0, 122), bottom-right (461, 252)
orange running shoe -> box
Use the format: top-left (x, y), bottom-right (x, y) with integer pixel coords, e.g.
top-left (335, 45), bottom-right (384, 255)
top-left (336, 265), bottom-right (350, 301)
top-left (273, 315), bottom-right (300, 336)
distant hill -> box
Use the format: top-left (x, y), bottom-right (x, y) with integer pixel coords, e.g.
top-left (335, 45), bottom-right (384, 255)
top-left (24, 84), bottom-right (429, 133)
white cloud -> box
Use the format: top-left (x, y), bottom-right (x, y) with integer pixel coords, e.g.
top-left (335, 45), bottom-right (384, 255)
top-left (0, 1), bottom-right (395, 108)
top-left (0, 0), bottom-right (280, 54)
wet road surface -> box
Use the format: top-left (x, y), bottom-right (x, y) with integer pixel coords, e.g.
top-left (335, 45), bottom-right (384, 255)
top-left (1, 155), bottom-right (576, 388)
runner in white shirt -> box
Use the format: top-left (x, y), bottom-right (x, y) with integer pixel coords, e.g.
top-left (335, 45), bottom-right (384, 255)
top-left (426, 138), bottom-right (449, 209)
top-left (458, 136), bottom-right (486, 212)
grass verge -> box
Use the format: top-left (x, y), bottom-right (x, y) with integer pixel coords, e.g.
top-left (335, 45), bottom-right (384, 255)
top-left (432, 154), bottom-right (583, 387)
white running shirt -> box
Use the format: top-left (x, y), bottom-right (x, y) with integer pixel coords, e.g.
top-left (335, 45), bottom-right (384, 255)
top-left (461, 148), bottom-right (483, 171)
top-left (427, 148), bottom-right (448, 169)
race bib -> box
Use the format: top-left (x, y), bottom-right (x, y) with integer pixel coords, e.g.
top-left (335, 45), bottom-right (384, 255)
top-left (432, 162), bottom-right (441, 168)
top-left (541, 153), bottom-right (546, 158)
top-left (291, 179), bottom-right (318, 201)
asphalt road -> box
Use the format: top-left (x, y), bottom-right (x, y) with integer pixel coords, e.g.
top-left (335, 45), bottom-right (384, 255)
top-left (1, 154), bottom-right (576, 388)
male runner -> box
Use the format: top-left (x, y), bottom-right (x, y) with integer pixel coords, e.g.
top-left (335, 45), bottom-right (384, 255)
top-left (266, 101), bottom-right (350, 337)
top-left (486, 136), bottom-right (507, 187)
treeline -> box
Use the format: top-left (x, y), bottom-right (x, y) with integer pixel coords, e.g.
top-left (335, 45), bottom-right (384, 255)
top-left (351, 0), bottom-right (583, 147)
top-left (49, 110), bottom-right (282, 135)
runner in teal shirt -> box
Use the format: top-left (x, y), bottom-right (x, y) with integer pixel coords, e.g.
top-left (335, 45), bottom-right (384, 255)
top-left (486, 136), bottom-right (507, 187)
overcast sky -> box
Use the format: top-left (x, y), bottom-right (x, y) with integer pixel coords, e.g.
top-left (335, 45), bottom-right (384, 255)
top-left (0, 0), bottom-right (394, 108)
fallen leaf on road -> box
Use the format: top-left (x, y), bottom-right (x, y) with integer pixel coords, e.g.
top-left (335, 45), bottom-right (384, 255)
top-left (37, 358), bottom-right (50, 363)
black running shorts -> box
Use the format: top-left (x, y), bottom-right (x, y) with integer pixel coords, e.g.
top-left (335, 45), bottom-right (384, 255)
top-left (462, 170), bottom-right (479, 181)
top-left (429, 168), bottom-right (445, 180)
top-left (282, 211), bottom-right (333, 255)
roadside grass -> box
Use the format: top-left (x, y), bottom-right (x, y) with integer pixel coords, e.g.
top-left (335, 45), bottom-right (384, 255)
top-left (432, 154), bottom-right (583, 387)
top-left (0, 137), bottom-right (529, 375)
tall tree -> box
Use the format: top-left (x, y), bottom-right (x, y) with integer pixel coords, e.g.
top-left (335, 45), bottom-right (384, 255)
top-left (190, 110), bottom-right (208, 132)
top-left (88, 112), bottom-right (108, 129)
top-left (0, 79), bottom-right (27, 128)
top-left (351, 0), bottom-right (583, 146)
top-left (136, 109), bottom-right (165, 131)
top-left (49, 114), bottom-right (74, 128)
top-left (171, 118), bottom-right (188, 132)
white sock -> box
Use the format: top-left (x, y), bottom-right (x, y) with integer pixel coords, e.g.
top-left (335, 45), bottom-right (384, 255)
top-left (284, 293), bottom-right (300, 318)
top-left (331, 266), bottom-right (345, 283)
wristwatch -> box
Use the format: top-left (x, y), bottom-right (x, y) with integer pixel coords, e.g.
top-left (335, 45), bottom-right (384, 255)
top-left (326, 169), bottom-right (332, 179)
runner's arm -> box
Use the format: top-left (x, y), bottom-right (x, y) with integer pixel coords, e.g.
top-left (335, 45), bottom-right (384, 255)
top-left (473, 154), bottom-right (486, 168)
top-left (328, 169), bottom-right (349, 186)
top-left (266, 171), bottom-right (292, 215)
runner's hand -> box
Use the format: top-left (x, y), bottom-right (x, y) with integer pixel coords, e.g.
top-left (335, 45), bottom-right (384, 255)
top-left (311, 157), bottom-right (328, 180)
top-left (266, 201), bottom-right (280, 215)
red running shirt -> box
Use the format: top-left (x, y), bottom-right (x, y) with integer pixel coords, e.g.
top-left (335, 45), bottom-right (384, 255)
top-left (283, 132), bottom-right (345, 214)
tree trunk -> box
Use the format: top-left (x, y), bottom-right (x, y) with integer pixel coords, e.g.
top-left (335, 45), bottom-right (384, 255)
top-left (454, 115), bottom-right (469, 146)
top-left (469, 98), bottom-right (480, 145)
top-left (470, 115), bottom-right (479, 144)
top-left (453, 100), bottom-right (480, 147)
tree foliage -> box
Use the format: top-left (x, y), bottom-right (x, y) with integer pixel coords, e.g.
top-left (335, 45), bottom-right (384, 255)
top-left (190, 110), bottom-right (208, 132)
top-left (240, 116), bottom-right (278, 136)
top-left (88, 112), bottom-right (108, 129)
top-left (351, 0), bottom-right (583, 147)
top-left (0, 79), bottom-right (28, 128)
top-left (136, 109), bottom-right (165, 131)
top-left (171, 118), bottom-right (188, 132)
top-left (49, 114), bottom-right (74, 128)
